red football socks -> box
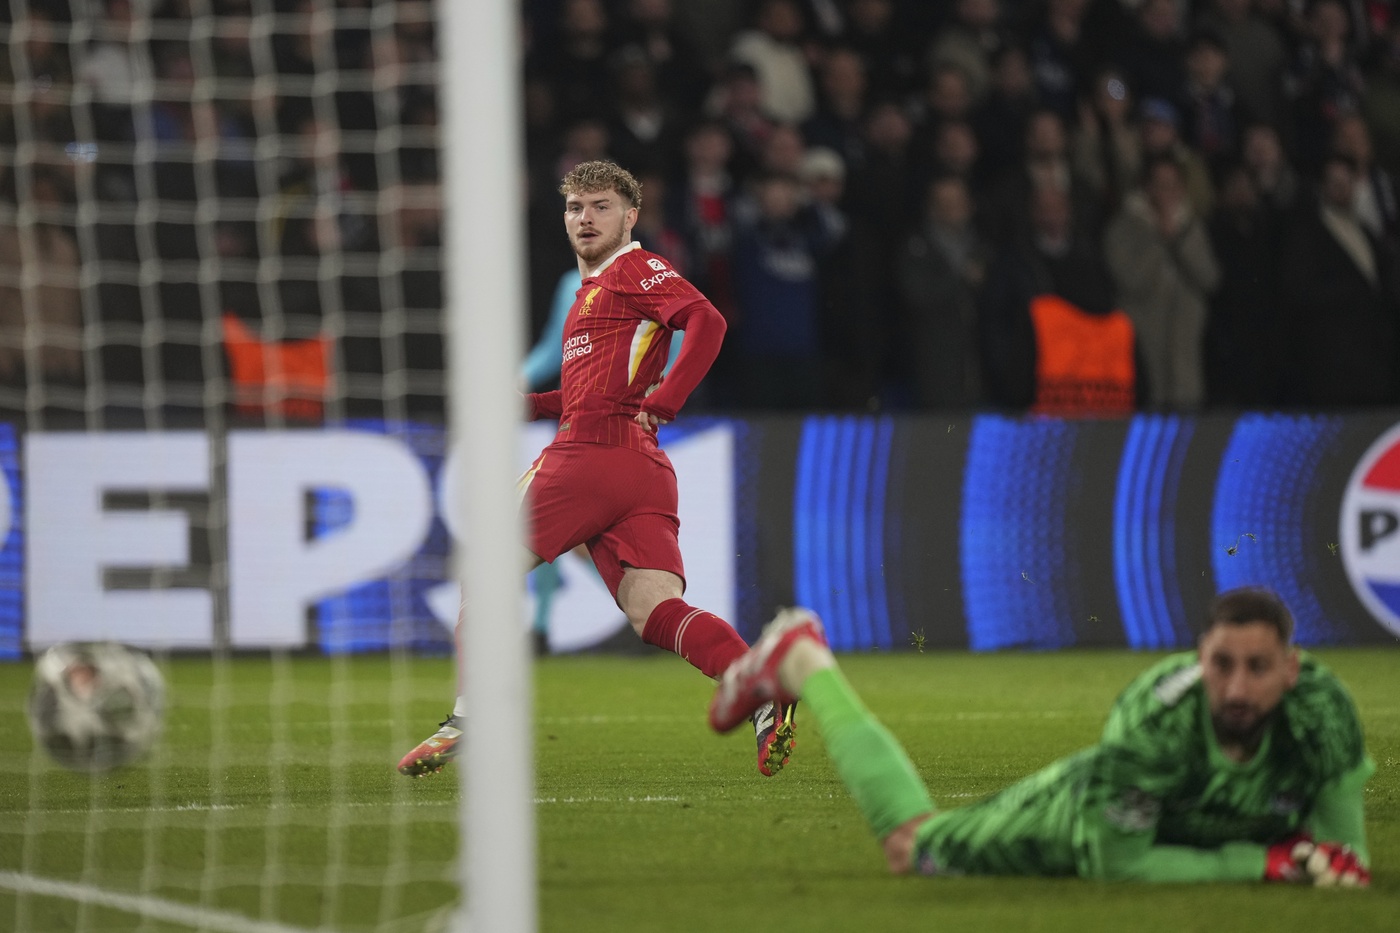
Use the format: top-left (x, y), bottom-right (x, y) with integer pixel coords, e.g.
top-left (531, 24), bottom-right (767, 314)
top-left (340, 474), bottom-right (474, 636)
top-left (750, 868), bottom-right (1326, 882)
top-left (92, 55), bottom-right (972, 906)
top-left (641, 598), bottom-right (749, 678)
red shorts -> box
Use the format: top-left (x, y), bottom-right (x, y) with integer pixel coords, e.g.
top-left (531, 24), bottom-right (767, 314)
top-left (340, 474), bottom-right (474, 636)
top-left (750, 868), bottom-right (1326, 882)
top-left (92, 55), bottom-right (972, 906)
top-left (520, 441), bottom-right (685, 598)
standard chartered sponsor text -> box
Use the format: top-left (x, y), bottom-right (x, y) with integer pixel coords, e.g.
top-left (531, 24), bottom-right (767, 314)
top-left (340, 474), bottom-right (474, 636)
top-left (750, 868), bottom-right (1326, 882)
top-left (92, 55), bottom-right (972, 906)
top-left (563, 333), bottom-right (593, 364)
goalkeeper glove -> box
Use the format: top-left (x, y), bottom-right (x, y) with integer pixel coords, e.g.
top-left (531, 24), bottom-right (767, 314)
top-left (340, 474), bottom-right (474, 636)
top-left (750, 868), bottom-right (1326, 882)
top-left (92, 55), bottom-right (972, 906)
top-left (1265, 835), bottom-right (1370, 887)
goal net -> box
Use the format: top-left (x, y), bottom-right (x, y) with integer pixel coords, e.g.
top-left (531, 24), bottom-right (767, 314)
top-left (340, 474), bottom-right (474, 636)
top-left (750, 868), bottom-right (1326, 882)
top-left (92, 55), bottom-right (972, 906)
top-left (1, 1), bottom-right (531, 930)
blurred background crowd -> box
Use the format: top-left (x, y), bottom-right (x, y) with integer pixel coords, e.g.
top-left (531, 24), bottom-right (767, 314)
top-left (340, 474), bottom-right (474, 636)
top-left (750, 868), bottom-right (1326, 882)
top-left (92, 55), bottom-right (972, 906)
top-left (5, 0), bottom-right (1400, 424)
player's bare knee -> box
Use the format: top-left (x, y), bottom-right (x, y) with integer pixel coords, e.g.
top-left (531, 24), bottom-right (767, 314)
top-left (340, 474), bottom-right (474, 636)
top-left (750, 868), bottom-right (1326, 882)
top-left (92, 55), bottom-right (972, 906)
top-left (616, 567), bottom-right (683, 635)
top-left (617, 590), bottom-right (656, 636)
top-left (620, 592), bottom-right (661, 635)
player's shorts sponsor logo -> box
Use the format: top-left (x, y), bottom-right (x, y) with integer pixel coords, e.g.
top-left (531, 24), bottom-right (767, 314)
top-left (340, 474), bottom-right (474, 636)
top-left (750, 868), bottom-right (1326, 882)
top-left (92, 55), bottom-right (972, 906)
top-left (646, 258), bottom-right (666, 271)
top-left (1340, 421), bottom-right (1400, 637)
top-left (640, 269), bottom-right (679, 290)
top-left (562, 332), bottom-right (593, 363)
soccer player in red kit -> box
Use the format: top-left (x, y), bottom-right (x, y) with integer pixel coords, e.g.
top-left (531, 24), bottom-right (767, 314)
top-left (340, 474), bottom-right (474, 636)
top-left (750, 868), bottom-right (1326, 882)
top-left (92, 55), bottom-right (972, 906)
top-left (398, 160), bottom-right (796, 778)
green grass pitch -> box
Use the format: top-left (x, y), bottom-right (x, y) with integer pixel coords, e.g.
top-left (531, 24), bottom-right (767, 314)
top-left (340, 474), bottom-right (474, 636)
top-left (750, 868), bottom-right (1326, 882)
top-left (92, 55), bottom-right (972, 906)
top-left (1, 648), bottom-right (1397, 932)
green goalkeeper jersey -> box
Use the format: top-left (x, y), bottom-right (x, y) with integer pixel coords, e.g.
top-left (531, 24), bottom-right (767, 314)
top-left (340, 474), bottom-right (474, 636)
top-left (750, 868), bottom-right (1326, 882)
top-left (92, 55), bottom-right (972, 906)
top-left (914, 652), bottom-right (1374, 881)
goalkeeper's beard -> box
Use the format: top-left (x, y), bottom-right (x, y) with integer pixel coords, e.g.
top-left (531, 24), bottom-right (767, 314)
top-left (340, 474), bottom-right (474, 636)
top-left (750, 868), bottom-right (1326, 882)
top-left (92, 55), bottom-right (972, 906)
top-left (1211, 702), bottom-right (1278, 752)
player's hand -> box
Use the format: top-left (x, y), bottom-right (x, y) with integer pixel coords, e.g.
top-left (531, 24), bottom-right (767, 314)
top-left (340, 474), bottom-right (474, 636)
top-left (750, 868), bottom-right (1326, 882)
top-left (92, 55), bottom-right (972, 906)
top-left (1265, 834), bottom-right (1313, 883)
top-left (1298, 841), bottom-right (1370, 888)
top-left (634, 411), bottom-right (667, 432)
top-left (1265, 835), bottom-right (1370, 887)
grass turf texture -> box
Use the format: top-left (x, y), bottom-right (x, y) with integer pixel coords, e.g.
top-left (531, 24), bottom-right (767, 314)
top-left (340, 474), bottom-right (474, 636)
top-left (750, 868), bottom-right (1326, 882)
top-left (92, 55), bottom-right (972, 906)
top-left (0, 650), bottom-right (1396, 933)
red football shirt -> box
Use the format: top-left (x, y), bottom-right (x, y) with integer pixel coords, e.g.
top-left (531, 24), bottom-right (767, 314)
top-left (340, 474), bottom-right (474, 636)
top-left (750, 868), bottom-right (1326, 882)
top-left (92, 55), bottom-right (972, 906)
top-left (555, 241), bottom-right (704, 456)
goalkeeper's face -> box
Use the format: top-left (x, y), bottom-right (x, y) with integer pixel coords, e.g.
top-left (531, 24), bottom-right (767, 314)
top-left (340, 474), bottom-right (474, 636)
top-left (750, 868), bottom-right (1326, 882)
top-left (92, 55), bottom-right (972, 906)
top-left (1199, 621), bottom-right (1300, 750)
top-left (564, 189), bottom-right (638, 265)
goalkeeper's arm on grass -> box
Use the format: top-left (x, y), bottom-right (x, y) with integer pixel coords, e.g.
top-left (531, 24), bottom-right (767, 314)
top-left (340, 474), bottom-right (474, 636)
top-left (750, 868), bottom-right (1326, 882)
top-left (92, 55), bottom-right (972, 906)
top-left (1271, 759), bottom-right (1376, 887)
top-left (1073, 747), bottom-right (1371, 886)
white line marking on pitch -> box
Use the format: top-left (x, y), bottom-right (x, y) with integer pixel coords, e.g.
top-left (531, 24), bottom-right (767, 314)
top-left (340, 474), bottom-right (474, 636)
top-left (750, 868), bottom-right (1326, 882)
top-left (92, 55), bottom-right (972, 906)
top-left (17, 778), bottom-right (1385, 820)
top-left (0, 871), bottom-right (315, 933)
top-left (24, 796), bottom-right (686, 816)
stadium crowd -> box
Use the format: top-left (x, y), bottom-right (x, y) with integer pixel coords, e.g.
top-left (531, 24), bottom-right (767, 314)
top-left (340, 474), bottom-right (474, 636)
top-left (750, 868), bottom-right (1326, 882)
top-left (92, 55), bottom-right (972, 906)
top-left (4, 0), bottom-right (1400, 421)
top-left (519, 0), bottom-right (1400, 413)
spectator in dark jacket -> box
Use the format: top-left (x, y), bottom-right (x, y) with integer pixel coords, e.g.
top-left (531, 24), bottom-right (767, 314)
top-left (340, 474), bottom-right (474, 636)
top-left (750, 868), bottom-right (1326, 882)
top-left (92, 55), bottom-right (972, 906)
top-left (898, 175), bottom-right (989, 408)
top-left (970, 43), bottom-right (1039, 179)
top-left (982, 108), bottom-right (1100, 244)
top-left (1197, 0), bottom-right (1288, 129)
top-left (1241, 121), bottom-right (1299, 214)
top-left (844, 0), bottom-right (923, 99)
top-left (1332, 113), bottom-right (1400, 243)
top-left (799, 148), bottom-right (871, 409)
top-left (606, 46), bottom-right (684, 175)
top-left (1205, 163), bottom-right (1286, 407)
top-left (802, 47), bottom-right (869, 176)
top-left (669, 121), bottom-right (740, 319)
top-left (615, 0), bottom-right (710, 115)
top-left (1288, 0), bottom-right (1366, 173)
top-left (1181, 29), bottom-right (1245, 171)
top-left (1024, 0), bottom-right (1109, 122)
top-left (1280, 155), bottom-right (1400, 405)
top-left (1117, 0), bottom-right (1189, 111)
top-left (1072, 67), bottom-right (1141, 216)
top-left (729, 172), bottom-right (843, 408)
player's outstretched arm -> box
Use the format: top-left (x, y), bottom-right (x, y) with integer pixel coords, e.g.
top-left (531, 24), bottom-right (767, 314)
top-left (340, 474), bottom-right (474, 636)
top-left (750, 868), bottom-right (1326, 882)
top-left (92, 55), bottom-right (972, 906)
top-left (1092, 842), bottom-right (1272, 883)
top-left (1077, 769), bottom-right (1370, 885)
top-left (1271, 764), bottom-right (1374, 888)
top-left (1075, 748), bottom-right (1269, 883)
top-left (1305, 758), bottom-right (1375, 867)
top-left (638, 299), bottom-right (725, 424)
top-left (1077, 803), bottom-right (1271, 882)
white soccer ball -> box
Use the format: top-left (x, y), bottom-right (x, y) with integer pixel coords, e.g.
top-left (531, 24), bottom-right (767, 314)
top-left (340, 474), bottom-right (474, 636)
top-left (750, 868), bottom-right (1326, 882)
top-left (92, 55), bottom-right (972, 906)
top-left (26, 642), bottom-right (166, 773)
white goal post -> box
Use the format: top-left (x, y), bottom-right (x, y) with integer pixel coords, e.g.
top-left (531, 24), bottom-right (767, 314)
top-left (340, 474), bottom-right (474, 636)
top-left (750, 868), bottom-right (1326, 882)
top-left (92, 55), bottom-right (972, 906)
top-left (437, 1), bottom-right (536, 932)
top-left (1, 0), bottom-right (536, 928)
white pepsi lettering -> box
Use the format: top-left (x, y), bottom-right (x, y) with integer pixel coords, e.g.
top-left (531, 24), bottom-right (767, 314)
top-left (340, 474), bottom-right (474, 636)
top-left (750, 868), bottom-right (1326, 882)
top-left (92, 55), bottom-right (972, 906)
top-left (26, 433), bottom-right (213, 648)
top-left (227, 432), bottom-right (433, 648)
top-left (13, 425), bottom-right (738, 653)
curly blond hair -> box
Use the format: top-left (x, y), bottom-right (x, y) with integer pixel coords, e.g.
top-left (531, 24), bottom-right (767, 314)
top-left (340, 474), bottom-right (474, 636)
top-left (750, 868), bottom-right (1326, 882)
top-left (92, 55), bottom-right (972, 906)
top-left (558, 160), bottom-right (643, 210)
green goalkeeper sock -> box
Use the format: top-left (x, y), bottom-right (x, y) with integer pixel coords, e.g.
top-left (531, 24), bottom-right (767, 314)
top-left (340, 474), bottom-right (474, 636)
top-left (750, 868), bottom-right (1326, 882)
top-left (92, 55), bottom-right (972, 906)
top-left (801, 666), bottom-right (936, 840)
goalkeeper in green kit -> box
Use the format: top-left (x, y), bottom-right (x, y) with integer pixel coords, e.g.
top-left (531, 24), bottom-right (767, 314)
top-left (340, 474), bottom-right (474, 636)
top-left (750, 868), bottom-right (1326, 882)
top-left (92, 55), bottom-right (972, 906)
top-left (710, 587), bottom-right (1373, 885)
